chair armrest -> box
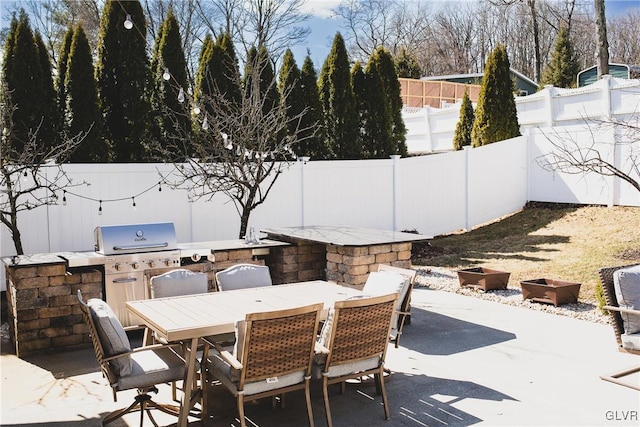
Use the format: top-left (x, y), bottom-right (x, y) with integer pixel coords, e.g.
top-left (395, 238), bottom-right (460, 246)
top-left (315, 342), bottom-right (329, 354)
top-left (200, 338), bottom-right (243, 370)
top-left (604, 306), bottom-right (640, 316)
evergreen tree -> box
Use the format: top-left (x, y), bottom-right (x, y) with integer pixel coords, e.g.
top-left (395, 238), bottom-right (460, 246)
top-left (95, 0), bottom-right (152, 162)
top-left (216, 32), bottom-right (242, 108)
top-left (299, 55), bottom-right (328, 159)
top-left (150, 8), bottom-right (191, 159)
top-left (395, 47), bottom-right (422, 79)
top-left (363, 56), bottom-right (393, 158)
top-left (245, 45), bottom-right (280, 118)
top-left (373, 47), bottom-right (408, 157)
top-left (541, 26), bottom-right (579, 88)
top-left (64, 24), bottom-right (106, 162)
top-left (34, 31), bottom-right (60, 151)
top-left (471, 45), bottom-right (520, 147)
top-left (452, 89), bottom-right (474, 151)
top-left (194, 33), bottom-right (215, 107)
top-left (351, 61), bottom-right (367, 157)
top-left (319, 32), bottom-right (358, 159)
top-left (57, 26), bottom-right (73, 127)
top-left (2, 11), bottom-right (50, 157)
top-left (278, 49), bottom-right (306, 152)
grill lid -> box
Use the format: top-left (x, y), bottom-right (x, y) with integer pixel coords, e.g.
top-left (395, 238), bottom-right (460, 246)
top-left (94, 222), bottom-right (178, 255)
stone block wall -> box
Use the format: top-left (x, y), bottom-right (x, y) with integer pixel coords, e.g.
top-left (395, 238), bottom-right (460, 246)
top-left (267, 239), bottom-right (326, 285)
top-left (326, 243), bottom-right (412, 289)
top-left (5, 263), bottom-right (102, 357)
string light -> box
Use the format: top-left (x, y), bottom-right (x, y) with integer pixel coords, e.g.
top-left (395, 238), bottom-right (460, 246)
top-left (177, 87), bottom-right (185, 103)
top-left (62, 190), bottom-right (67, 206)
top-left (162, 68), bottom-right (171, 81)
top-left (192, 105), bottom-right (200, 115)
top-left (158, 181), bottom-right (162, 192)
top-left (202, 115), bottom-right (209, 130)
top-left (132, 196), bottom-right (136, 209)
top-left (124, 14), bottom-right (133, 30)
top-left (98, 200), bottom-right (103, 215)
top-left (22, 170), bottom-right (28, 182)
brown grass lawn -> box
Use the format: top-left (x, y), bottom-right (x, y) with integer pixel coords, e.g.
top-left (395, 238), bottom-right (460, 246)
top-left (411, 203), bottom-right (640, 303)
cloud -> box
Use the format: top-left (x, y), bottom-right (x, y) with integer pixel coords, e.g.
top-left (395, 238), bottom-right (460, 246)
top-left (299, 0), bottom-right (341, 18)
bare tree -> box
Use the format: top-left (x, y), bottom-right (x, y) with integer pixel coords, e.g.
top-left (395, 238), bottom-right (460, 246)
top-left (1, 85), bottom-right (88, 254)
top-left (157, 59), bottom-right (317, 239)
top-left (537, 116), bottom-right (640, 194)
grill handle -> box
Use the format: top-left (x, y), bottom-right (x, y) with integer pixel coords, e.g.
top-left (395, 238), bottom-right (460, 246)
top-left (112, 277), bottom-right (138, 283)
top-left (112, 243), bottom-right (169, 251)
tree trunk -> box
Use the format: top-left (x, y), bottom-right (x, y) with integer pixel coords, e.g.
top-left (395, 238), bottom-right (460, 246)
top-left (527, 0), bottom-right (541, 83)
top-left (594, 0), bottom-right (609, 78)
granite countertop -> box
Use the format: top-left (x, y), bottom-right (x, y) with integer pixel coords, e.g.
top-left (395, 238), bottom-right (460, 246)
top-left (261, 225), bottom-right (432, 246)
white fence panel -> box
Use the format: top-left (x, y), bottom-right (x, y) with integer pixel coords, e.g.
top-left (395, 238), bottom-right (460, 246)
top-left (396, 152), bottom-right (467, 237)
top-left (467, 137), bottom-right (528, 229)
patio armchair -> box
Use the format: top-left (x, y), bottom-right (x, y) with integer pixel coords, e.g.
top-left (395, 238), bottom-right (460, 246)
top-left (314, 293), bottom-right (398, 427)
top-left (204, 302), bottom-right (323, 427)
top-left (598, 264), bottom-right (640, 391)
top-left (216, 263), bottom-right (273, 291)
top-left (377, 264), bottom-right (417, 345)
top-left (77, 290), bottom-right (189, 426)
top-left (363, 269), bottom-right (412, 347)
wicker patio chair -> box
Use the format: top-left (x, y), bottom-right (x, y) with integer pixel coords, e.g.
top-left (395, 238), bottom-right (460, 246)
top-left (377, 264), bottom-right (417, 346)
top-left (364, 269), bottom-right (412, 348)
top-left (216, 263), bottom-right (273, 291)
top-left (77, 290), bottom-right (189, 426)
top-left (314, 293), bottom-right (398, 427)
top-left (598, 264), bottom-right (640, 391)
top-left (205, 303), bottom-right (323, 427)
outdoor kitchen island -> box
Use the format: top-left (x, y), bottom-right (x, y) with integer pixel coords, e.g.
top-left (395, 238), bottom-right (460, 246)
top-left (262, 225), bottom-right (431, 288)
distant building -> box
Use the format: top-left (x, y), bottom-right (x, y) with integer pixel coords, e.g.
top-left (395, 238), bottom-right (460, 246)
top-left (577, 63), bottom-right (639, 87)
top-left (420, 68), bottom-right (539, 97)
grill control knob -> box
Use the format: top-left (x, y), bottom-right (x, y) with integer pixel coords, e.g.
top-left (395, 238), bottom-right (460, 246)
top-left (148, 260), bottom-right (156, 268)
top-left (114, 263), bottom-right (122, 271)
top-left (163, 259), bottom-right (171, 266)
top-left (131, 262), bottom-right (139, 270)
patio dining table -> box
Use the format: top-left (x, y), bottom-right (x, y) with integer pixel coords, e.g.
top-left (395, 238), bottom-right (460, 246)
top-left (126, 280), bottom-right (365, 427)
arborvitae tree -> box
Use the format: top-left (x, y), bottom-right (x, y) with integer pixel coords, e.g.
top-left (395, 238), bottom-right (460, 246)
top-left (2, 11), bottom-right (50, 157)
top-left (194, 34), bottom-right (215, 108)
top-left (299, 55), bottom-right (328, 159)
top-left (34, 31), bottom-right (60, 151)
top-left (351, 61), bottom-right (367, 157)
top-left (373, 47), bottom-right (407, 157)
top-left (319, 32), bottom-right (358, 159)
top-left (278, 49), bottom-right (306, 151)
top-left (64, 24), bottom-right (106, 162)
top-left (471, 45), bottom-right (520, 147)
top-left (395, 47), bottom-right (422, 79)
top-left (57, 26), bottom-right (74, 126)
top-left (95, 0), bottom-right (152, 162)
top-left (150, 8), bottom-right (192, 159)
top-left (364, 56), bottom-right (394, 158)
top-left (245, 45), bottom-right (280, 119)
top-left (541, 26), bottom-right (579, 88)
top-left (216, 32), bottom-right (242, 108)
top-left (452, 89), bottom-right (474, 151)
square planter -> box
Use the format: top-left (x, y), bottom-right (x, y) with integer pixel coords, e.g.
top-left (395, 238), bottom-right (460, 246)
top-left (520, 278), bottom-right (581, 307)
top-left (457, 267), bottom-right (510, 291)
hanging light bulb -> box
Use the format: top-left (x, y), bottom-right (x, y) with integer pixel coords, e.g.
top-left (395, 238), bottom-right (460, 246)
top-left (132, 196), bottom-right (136, 210)
top-left (158, 181), bottom-right (162, 192)
top-left (202, 115), bottom-right (209, 130)
top-left (124, 14), bottom-right (134, 30)
top-left (62, 190), bottom-right (67, 206)
top-left (177, 87), bottom-right (185, 103)
top-left (193, 105), bottom-right (201, 115)
top-left (22, 170), bottom-right (28, 182)
top-left (98, 200), bottom-right (103, 215)
top-left (162, 68), bottom-right (171, 81)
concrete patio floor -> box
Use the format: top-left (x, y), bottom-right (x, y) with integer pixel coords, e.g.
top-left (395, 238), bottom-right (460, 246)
top-left (1, 287), bottom-right (639, 427)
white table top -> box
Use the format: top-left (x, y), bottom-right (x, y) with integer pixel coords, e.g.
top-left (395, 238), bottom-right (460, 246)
top-left (262, 225), bottom-right (431, 246)
top-left (126, 281), bottom-right (364, 342)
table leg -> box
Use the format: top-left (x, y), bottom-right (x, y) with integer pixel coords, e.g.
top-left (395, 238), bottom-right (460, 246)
top-left (178, 337), bottom-right (199, 427)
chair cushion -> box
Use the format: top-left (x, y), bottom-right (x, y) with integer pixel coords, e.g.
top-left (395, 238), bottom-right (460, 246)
top-left (363, 271), bottom-right (408, 335)
top-left (621, 333), bottom-right (640, 351)
top-left (117, 346), bottom-right (185, 391)
top-left (216, 264), bottom-right (272, 291)
top-left (87, 298), bottom-right (132, 377)
top-left (312, 355), bottom-right (381, 380)
top-left (150, 269), bottom-right (208, 299)
top-left (613, 265), bottom-right (640, 335)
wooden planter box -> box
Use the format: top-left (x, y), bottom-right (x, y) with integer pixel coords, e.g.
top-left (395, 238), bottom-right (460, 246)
top-left (520, 278), bottom-right (581, 307)
top-left (457, 267), bottom-right (510, 291)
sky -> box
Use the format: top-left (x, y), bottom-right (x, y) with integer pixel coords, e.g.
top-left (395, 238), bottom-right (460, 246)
top-left (290, 0), bottom-right (640, 68)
